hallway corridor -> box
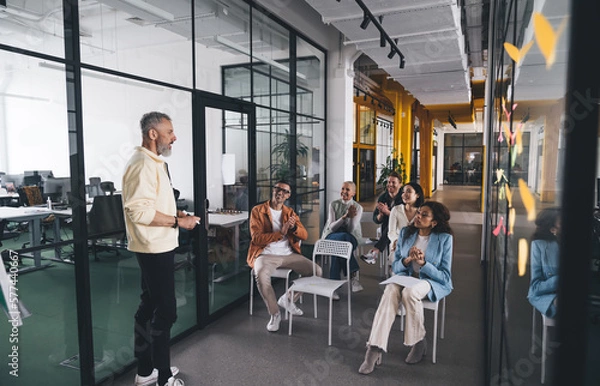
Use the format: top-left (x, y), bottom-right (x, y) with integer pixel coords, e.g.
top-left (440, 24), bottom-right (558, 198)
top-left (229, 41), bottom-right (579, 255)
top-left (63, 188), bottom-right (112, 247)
top-left (108, 186), bottom-right (485, 386)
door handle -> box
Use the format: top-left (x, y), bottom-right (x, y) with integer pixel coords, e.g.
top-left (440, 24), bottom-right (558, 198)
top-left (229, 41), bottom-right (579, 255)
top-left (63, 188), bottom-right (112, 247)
top-left (204, 199), bottom-right (210, 232)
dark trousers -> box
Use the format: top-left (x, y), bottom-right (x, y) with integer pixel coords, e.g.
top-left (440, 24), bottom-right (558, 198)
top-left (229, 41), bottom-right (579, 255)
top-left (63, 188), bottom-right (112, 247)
top-left (325, 232), bottom-right (359, 280)
top-left (134, 250), bottom-right (177, 379)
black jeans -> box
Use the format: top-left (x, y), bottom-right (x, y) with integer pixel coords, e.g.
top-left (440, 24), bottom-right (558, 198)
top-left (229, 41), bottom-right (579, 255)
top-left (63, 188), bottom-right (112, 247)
top-left (134, 250), bottom-right (177, 378)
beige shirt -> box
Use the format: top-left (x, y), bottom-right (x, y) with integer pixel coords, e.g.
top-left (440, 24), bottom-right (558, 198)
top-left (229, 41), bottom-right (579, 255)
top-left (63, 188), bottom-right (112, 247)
top-left (122, 146), bottom-right (178, 253)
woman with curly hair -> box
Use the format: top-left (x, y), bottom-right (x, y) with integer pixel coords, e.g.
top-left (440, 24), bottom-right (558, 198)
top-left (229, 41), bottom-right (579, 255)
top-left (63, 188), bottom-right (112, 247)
top-left (359, 201), bottom-right (453, 373)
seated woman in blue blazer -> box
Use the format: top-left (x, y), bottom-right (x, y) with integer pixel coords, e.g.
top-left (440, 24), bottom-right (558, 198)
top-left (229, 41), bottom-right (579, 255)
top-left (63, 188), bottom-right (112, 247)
top-left (527, 207), bottom-right (560, 318)
top-left (359, 201), bottom-right (453, 374)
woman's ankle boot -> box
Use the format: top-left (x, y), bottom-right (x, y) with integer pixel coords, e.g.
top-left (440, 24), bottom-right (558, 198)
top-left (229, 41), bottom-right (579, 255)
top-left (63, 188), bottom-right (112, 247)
top-left (358, 345), bottom-right (382, 374)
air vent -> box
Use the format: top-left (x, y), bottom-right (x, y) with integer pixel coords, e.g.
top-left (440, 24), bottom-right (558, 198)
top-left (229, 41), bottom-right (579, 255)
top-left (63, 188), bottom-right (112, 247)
top-left (126, 17), bottom-right (151, 26)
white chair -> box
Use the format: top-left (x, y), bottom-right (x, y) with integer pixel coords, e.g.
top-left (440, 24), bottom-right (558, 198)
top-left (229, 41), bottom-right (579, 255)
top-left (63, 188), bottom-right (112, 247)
top-left (530, 307), bottom-right (556, 384)
top-left (398, 297), bottom-right (447, 363)
top-left (249, 267), bottom-right (293, 319)
top-left (288, 239), bottom-right (354, 345)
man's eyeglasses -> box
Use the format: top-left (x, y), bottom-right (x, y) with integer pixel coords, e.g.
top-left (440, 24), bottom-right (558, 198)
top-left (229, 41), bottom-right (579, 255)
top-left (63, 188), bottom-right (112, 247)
top-left (273, 186), bottom-right (291, 195)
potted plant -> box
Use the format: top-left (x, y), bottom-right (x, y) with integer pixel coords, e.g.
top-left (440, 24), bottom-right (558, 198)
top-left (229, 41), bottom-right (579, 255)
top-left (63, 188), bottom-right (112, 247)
top-left (269, 129), bottom-right (310, 181)
top-left (377, 149), bottom-right (407, 186)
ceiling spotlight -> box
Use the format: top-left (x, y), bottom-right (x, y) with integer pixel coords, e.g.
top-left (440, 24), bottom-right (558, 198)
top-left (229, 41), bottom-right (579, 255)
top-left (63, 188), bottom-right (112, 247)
top-left (387, 48), bottom-right (396, 59)
top-left (448, 112), bottom-right (457, 129)
top-left (363, 94), bottom-right (367, 101)
top-left (380, 33), bottom-right (386, 47)
top-left (360, 13), bottom-right (371, 30)
top-left (355, 89), bottom-right (360, 97)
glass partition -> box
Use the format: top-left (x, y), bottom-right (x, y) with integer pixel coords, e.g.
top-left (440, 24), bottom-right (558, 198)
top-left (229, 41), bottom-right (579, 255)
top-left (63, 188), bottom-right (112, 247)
top-left (0, 51), bottom-right (77, 386)
top-left (81, 71), bottom-right (196, 380)
top-left (484, 0), bottom-right (571, 383)
top-left (78, 0), bottom-right (193, 88)
top-left (0, 0), bottom-right (65, 58)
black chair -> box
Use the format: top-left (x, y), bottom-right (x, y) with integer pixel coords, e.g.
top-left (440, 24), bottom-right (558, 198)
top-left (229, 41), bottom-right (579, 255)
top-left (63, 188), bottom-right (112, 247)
top-left (88, 194), bottom-right (126, 260)
top-left (100, 181), bottom-right (116, 195)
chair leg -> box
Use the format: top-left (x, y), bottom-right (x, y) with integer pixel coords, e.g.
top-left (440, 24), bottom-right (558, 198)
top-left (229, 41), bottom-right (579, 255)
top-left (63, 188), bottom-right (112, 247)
top-left (441, 297), bottom-right (446, 339)
top-left (288, 289), bottom-right (295, 336)
top-left (432, 306), bottom-right (438, 364)
top-left (541, 321), bottom-right (547, 384)
top-left (249, 269), bottom-right (254, 315)
top-left (328, 297), bottom-right (333, 346)
top-left (283, 272), bottom-right (290, 320)
top-left (531, 307), bottom-right (537, 354)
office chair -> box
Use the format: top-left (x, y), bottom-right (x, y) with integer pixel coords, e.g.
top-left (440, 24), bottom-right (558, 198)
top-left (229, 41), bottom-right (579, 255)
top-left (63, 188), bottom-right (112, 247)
top-left (100, 181), bottom-right (115, 195)
top-left (87, 177), bottom-right (103, 198)
top-left (18, 185), bottom-right (54, 246)
top-left (87, 194), bottom-right (126, 260)
top-left (531, 307), bottom-right (556, 384)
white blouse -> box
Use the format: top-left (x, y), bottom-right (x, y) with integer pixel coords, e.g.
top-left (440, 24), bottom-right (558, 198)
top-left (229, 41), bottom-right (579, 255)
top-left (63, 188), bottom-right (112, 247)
top-left (387, 204), bottom-right (415, 249)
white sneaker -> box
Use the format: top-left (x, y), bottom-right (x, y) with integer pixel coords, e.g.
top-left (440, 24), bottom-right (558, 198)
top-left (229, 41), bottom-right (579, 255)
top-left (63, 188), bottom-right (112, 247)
top-left (332, 291), bottom-right (340, 301)
top-left (360, 251), bottom-right (377, 265)
top-left (277, 294), bottom-right (304, 316)
top-left (266, 312), bottom-right (281, 332)
top-left (163, 377), bottom-right (184, 386)
top-left (351, 277), bottom-right (364, 293)
top-left (134, 367), bottom-right (180, 386)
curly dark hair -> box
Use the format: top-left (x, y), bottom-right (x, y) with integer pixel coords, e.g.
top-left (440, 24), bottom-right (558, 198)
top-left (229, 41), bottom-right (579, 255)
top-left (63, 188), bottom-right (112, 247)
top-left (405, 200), bottom-right (453, 237)
top-left (531, 207), bottom-right (560, 242)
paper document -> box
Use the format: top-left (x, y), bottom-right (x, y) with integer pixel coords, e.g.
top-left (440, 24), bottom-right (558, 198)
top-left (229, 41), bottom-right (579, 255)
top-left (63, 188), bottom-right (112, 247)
top-left (379, 275), bottom-right (421, 288)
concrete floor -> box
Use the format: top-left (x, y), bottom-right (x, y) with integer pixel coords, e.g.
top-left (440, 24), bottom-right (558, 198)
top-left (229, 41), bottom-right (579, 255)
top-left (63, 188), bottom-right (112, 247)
top-left (105, 185), bottom-right (486, 386)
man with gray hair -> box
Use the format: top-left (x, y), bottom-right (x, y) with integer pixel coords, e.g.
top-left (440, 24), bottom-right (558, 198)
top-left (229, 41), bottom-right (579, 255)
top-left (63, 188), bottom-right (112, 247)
top-left (122, 111), bottom-right (200, 386)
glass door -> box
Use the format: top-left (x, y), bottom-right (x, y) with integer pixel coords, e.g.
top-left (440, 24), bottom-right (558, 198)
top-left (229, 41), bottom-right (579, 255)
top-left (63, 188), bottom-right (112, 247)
top-left (195, 92), bottom-right (255, 319)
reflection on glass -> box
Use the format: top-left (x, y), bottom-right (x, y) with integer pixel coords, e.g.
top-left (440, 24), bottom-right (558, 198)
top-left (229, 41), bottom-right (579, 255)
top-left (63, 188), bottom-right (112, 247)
top-left (205, 107), bottom-right (250, 314)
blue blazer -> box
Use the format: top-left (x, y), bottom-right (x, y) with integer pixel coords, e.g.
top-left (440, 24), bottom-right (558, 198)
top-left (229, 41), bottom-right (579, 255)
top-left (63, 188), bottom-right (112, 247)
top-left (527, 240), bottom-right (559, 317)
top-left (391, 227), bottom-right (453, 302)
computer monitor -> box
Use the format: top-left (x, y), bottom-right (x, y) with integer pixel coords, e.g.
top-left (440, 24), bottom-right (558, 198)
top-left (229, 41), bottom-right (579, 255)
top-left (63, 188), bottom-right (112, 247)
top-left (44, 177), bottom-right (71, 204)
top-left (23, 174), bottom-right (42, 186)
top-left (24, 170), bottom-right (53, 179)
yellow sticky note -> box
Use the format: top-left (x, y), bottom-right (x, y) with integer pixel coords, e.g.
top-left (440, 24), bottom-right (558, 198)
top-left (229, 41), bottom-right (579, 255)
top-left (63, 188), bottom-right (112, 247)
top-left (533, 12), bottom-right (568, 69)
top-left (504, 40), bottom-right (534, 64)
top-left (518, 178), bottom-right (536, 221)
top-left (508, 207), bottom-right (516, 235)
top-left (518, 238), bottom-right (529, 277)
top-left (505, 183), bottom-right (512, 208)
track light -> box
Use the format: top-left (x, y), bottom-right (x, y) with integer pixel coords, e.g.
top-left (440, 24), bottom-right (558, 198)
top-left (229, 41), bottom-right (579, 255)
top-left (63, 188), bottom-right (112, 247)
top-left (380, 32), bottom-right (386, 47)
top-left (448, 111), bottom-right (457, 129)
top-left (387, 48), bottom-right (396, 59)
top-left (360, 13), bottom-right (371, 29)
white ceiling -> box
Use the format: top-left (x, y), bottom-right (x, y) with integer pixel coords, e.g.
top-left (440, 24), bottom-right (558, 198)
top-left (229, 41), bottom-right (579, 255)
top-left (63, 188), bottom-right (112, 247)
top-left (303, 0), bottom-right (571, 131)
top-left (303, 0), bottom-right (475, 106)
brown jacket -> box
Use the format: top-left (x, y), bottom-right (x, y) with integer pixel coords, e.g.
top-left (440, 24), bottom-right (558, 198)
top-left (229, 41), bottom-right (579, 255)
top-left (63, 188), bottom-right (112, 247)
top-left (246, 200), bottom-right (308, 268)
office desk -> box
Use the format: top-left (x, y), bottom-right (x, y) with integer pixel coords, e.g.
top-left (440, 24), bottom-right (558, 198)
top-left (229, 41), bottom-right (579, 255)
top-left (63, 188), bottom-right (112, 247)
top-left (0, 193), bottom-right (20, 206)
top-left (0, 206), bottom-right (54, 273)
top-left (50, 204), bottom-right (93, 261)
top-left (208, 211), bottom-right (248, 282)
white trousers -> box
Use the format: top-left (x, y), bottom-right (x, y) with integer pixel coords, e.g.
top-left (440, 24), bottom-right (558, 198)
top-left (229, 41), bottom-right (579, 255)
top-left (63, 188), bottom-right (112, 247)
top-left (367, 280), bottom-right (431, 351)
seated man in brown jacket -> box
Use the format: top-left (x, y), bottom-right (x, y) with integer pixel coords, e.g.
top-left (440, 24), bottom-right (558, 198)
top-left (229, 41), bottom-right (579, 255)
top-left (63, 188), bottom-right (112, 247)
top-left (247, 180), bottom-right (322, 332)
